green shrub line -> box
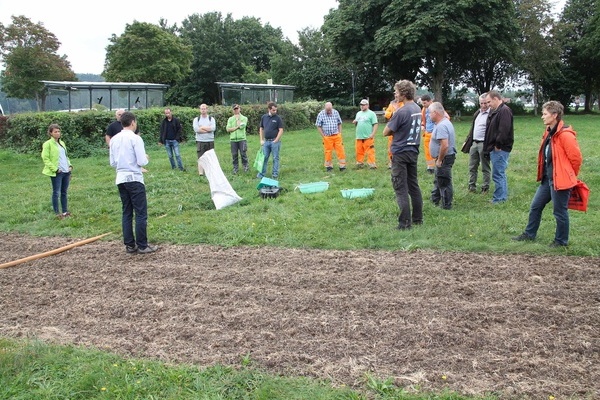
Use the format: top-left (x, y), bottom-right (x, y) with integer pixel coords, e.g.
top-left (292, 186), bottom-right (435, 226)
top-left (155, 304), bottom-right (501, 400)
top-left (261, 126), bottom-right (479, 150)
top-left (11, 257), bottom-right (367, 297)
top-left (0, 102), bottom-right (362, 158)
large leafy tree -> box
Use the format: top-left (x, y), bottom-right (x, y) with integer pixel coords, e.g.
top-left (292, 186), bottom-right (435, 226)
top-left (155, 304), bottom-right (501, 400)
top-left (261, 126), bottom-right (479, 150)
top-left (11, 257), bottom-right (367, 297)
top-left (558, 0), bottom-right (599, 111)
top-left (103, 21), bottom-right (192, 85)
top-left (0, 15), bottom-right (75, 111)
top-left (514, 0), bottom-right (562, 112)
top-left (324, 0), bottom-right (518, 100)
top-left (173, 12), bottom-right (290, 106)
top-left (276, 27), bottom-right (354, 103)
top-left (323, 0), bottom-right (418, 99)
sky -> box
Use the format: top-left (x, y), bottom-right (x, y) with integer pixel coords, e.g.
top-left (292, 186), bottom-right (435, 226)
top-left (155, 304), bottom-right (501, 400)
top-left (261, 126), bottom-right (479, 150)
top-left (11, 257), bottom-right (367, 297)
top-left (1, 0), bottom-right (567, 75)
top-left (0, 0), bottom-right (339, 74)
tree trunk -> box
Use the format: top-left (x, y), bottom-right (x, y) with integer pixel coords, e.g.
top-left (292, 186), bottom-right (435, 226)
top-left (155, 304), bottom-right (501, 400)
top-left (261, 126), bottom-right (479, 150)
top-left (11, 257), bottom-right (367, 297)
top-left (431, 53), bottom-right (445, 102)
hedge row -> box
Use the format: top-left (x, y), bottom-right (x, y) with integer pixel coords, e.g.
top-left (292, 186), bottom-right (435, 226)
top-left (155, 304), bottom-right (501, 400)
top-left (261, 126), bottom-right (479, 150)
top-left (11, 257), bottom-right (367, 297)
top-left (0, 102), bottom-right (361, 158)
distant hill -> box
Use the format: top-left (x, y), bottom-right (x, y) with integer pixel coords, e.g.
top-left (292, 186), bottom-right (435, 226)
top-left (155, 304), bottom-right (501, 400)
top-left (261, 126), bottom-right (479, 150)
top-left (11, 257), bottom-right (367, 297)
top-left (76, 74), bottom-right (104, 82)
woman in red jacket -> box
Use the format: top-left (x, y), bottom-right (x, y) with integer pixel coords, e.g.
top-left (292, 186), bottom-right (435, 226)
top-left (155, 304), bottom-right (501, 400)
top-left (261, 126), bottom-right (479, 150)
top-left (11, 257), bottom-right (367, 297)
top-left (512, 101), bottom-right (582, 247)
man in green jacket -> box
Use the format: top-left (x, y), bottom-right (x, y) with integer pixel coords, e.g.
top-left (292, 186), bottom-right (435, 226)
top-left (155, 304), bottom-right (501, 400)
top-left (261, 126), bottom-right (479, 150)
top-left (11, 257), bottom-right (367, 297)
top-left (226, 104), bottom-right (249, 173)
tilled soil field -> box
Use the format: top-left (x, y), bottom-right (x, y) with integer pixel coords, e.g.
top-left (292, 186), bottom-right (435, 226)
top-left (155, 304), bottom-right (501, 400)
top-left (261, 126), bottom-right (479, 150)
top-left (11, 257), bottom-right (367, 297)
top-left (0, 233), bottom-right (598, 398)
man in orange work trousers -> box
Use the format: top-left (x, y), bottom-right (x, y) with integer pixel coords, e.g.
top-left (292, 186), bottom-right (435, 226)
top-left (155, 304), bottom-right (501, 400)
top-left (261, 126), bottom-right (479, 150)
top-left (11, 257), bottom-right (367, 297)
top-left (353, 99), bottom-right (379, 169)
top-left (316, 102), bottom-right (346, 172)
top-left (420, 94), bottom-right (436, 174)
top-left (385, 92), bottom-right (404, 168)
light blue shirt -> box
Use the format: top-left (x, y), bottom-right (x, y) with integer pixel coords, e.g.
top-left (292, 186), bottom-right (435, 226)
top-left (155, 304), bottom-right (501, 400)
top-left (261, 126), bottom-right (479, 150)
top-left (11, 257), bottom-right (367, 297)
top-left (193, 115), bottom-right (216, 142)
top-left (429, 118), bottom-right (456, 158)
top-left (57, 144), bottom-right (70, 173)
top-left (109, 129), bottom-right (148, 185)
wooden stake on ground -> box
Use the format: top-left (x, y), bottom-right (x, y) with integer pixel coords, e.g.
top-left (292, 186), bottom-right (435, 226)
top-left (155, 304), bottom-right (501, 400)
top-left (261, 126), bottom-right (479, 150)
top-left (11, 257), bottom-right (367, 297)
top-left (0, 232), bottom-right (113, 269)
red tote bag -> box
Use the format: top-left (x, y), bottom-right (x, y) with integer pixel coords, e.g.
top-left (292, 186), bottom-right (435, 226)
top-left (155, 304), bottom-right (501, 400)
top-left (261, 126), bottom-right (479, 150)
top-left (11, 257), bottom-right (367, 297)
top-left (568, 180), bottom-right (590, 212)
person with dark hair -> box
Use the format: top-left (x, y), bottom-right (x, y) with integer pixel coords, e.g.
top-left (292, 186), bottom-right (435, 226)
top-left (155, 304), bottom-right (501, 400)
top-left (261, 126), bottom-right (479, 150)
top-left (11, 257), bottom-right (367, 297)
top-left (513, 101), bottom-right (582, 247)
top-left (159, 108), bottom-right (185, 171)
top-left (258, 102), bottom-right (284, 179)
top-left (383, 80), bottom-right (424, 230)
top-left (110, 111), bottom-right (158, 254)
top-left (41, 123), bottom-right (73, 219)
top-left (484, 90), bottom-right (514, 204)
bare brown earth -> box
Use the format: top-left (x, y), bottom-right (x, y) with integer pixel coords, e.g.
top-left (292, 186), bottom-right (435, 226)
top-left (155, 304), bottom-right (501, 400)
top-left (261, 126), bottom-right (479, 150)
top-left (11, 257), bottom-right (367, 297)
top-left (0, 232), bottom-right (599, 399)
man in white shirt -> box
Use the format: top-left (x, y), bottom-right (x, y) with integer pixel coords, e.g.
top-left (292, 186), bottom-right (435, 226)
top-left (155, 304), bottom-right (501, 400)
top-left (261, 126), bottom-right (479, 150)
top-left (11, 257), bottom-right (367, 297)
top-left (109, 111), bottom-right (158, 254)
top-left (193, 103), bottom-right (216, 176)
top-left (463, 94), bottom-right (491, 193)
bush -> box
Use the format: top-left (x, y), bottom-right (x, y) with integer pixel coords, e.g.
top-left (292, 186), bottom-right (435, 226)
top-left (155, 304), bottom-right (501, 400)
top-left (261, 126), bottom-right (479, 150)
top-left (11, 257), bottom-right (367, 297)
top-left (0, 102), bottom-right (328, 157)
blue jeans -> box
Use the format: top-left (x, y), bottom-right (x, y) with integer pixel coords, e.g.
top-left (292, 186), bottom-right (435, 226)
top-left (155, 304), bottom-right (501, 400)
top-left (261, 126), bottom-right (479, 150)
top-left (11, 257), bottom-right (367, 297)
top-left (524, 178), bottom-right (571, 245)
top-left (164, 139), bottom-right (184, 170)
top-left (50, 172), bottom-right (70, 214)
top-left (260, 140), bottom-right (281, 178)
top-left (117, 181), bottom-right (148, 249)
top-left (490, 149), bottom-right (510, 203)
top-left (391, 151), bottom-right (423, 228)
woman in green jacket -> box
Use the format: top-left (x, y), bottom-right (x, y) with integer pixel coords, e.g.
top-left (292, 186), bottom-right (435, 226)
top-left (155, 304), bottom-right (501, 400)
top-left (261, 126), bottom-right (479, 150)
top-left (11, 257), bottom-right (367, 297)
top-left (41, 124), bottom-right (73, 218)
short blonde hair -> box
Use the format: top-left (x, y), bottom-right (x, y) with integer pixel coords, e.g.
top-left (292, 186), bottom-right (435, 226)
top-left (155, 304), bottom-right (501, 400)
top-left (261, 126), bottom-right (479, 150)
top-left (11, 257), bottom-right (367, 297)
top-left (542, 101), bottom-right (564, 121)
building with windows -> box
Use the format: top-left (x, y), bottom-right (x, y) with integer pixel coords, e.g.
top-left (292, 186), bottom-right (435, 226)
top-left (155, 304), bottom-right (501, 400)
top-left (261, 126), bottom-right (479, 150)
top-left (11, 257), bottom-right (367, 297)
top-left (41, 81), bottom-right (169, 112)
top-left (216, 82), bottom-right (295, 106)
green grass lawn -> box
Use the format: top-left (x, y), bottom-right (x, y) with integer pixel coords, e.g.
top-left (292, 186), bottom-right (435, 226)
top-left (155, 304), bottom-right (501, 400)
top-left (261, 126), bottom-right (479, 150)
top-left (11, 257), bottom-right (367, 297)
top-left (1, 113), bottom-right (598, 400)
top-left (1, 114), bottom-right (598, 256)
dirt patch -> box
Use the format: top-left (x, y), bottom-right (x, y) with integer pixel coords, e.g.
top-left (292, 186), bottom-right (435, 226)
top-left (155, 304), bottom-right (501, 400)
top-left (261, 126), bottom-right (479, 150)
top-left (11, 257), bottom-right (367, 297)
top-left (1, 233), bottom-right (598, 398)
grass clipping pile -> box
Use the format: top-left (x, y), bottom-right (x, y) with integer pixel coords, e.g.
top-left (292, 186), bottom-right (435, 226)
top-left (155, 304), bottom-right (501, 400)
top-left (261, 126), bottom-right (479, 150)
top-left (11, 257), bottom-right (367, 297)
top-left (1, 233), bottom-right (598, 398)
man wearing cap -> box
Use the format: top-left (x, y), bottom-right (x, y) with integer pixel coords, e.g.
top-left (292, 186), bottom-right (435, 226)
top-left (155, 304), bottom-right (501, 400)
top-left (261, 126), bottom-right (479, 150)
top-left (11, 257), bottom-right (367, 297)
top-left (352, 99), bottom-right (378, 169)
top-left (226, 104), bottom-right (249, 174)
top-left (316, 102), bottom-right (346, 172)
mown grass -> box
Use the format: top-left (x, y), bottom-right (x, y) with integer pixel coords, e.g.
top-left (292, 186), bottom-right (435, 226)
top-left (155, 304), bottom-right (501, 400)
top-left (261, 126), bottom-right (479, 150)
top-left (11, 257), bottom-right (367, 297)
top-left (1, 114), bottom-right (598, 399)
top-left (0, 114), bottom-right (598, 255)
top-left (0, 338), bottom-right (496, 400)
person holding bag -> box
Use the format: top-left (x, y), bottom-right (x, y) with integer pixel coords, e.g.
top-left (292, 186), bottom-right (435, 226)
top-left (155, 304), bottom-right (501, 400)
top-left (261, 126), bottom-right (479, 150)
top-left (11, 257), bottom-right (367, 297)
top-left (512, 101), bottom-right (583, 247)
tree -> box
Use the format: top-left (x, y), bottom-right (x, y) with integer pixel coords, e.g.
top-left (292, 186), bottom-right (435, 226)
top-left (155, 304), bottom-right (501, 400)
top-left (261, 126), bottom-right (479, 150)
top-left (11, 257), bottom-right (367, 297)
top-left (174, 12), bottom-right (291, 106)
top-left (558, 0), bottom-right (600, 111)
top-left (103, 21), bottom-right (192, 85)
top-left (514, 0), bottom-right (562, 113)
top-left (324, 0), bottom-right (518, 100)
top-left (0, 15), bottom-right (75, 111)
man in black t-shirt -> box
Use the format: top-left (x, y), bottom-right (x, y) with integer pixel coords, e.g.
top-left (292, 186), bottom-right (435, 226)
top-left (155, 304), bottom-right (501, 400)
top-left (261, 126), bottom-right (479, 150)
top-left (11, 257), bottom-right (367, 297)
top-left (105, 109), bottom-right (125, 145)
top-left (382, 80), bottom-right (424, 230)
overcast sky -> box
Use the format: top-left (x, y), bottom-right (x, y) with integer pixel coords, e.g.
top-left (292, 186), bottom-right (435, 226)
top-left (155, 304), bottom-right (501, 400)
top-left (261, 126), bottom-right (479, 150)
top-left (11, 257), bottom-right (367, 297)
top-left (0, 0), bottom-right (339, 74)
top-left (1, 0), bottom-right (567, 75)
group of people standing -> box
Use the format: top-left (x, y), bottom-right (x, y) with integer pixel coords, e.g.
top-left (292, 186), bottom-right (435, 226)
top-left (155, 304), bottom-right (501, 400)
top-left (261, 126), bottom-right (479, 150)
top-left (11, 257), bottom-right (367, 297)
top-left (41, 84), bottom-right (583, 251)
top-left (380, 80), bottom-right (583, 247)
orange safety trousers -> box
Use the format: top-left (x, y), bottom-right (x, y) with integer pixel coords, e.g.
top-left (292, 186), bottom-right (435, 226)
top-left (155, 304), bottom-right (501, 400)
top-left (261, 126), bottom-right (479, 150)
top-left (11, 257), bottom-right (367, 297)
top-left (422, 131), bottom-right (435, 169)
top-left (355, 138), bottom-right (376, 167)
top-left (322, 134), bottom-right (346, 168)
top-left (387, 135), bottom-right (393, 165)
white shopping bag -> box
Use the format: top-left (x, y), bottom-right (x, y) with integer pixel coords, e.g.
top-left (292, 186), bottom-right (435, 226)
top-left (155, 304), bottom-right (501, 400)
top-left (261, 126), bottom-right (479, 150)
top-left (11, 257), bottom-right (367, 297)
top-left (198, 149), bottom-right (242, 210)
